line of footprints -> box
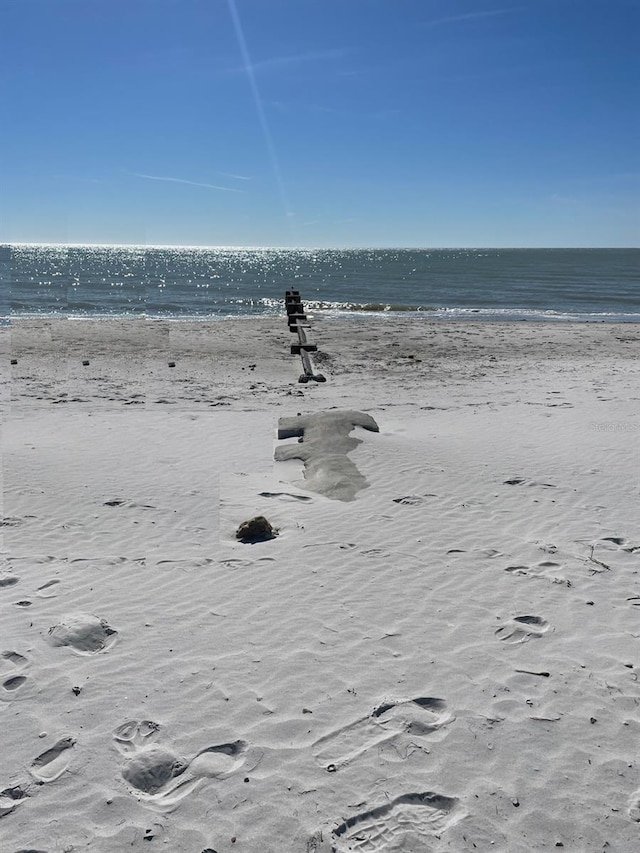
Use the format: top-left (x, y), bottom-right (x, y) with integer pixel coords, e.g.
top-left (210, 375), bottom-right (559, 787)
top-left (2, 700), bottom-right (461, 851)
top-left (8, 554), bottom-right (639, 850)
top-left (1, 581), bottom-right (556, 851)
top-left (1, 637), bottom-right (548, 853)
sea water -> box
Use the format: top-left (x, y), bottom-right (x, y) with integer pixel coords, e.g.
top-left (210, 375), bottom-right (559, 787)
top-left (1, 244), bottom-right (638, 322)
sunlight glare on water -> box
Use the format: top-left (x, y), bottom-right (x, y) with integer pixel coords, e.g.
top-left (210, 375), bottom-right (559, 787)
top-left (1, 244), bottom-right (639, 321)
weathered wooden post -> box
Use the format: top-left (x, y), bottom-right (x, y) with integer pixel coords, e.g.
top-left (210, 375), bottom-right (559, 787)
top-left (284, 290), bottom-right (326, 383)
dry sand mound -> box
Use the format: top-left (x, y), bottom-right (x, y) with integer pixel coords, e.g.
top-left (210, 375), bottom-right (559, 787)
top-left (275, 409), bottom-right (380, 501)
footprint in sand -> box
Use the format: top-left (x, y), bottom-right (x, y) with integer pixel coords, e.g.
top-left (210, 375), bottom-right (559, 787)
top-left (0, 517), bottom-right (29, 528)
top-left (599, 536), bottom-right (640, 554)
top-left (113, 719), bottom-right (161, 754)
top-left (36, 579), bottom-right (61, 598)
top-left (30, 737), bottom-right (76, 783)
top-left (628, 790), bottom-right (640, 822)
top-left (218, 558), bottom-right (255, 569)
top-left (392, 494), bottom-right (438, 506)
top-left (0, 573), bottom-right (20, 589)
top-left (114, 720), bottom-right (184, 801)
top-left (2, 674), bottom-right (28, 692)
top-left (48, 614), bottom-right (118, 655)
top-left (495, 615), bottom-right (550, 644)
top-left (502, 478), bottom-right (556, 488)
top-left (258, 491), bottom-right (313, 502)
top-left (103, 499), bottom-right (156, 509)
top-left (114, 720), bottom-right (250, 809)
top-left (0, 651), bottom-right (33, 702)
top-left (313, 697), bottom-right (453, 771)
top-left (122, 746), bottom-right (189, 797)
top-left (504, 565), bottom-right (530, 576)
top-left (0, 784), bottom-right (30, 818)
top-left (504, 561), bottom-right (570, 586)
top-left (1, 650), bottom-right (28, 669)
top-left (311, 792), bottom-right (465, 852)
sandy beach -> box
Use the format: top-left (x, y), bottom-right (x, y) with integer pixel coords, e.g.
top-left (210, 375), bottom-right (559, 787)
top-left (1, 315), bottom-right (639, 852)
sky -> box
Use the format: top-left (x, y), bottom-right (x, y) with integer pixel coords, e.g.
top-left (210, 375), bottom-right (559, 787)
top-left (1, 0), bottom-right (638, 247)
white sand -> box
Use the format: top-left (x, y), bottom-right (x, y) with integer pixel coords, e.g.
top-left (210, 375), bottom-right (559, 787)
top-left (1, 316), bottom-right (639, 851)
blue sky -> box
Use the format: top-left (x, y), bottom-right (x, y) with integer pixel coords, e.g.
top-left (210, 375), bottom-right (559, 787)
top-left (1, 0), bottom-right (638, 247)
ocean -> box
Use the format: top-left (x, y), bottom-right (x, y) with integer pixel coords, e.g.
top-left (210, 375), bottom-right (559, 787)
top-left (1, 244), bottom-right (638, 322)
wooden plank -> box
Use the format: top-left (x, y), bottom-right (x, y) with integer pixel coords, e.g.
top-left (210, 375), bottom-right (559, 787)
top-left (297, 325), bottom-right (310, 343)
top-left (298, 349), bottom-right (326, 383)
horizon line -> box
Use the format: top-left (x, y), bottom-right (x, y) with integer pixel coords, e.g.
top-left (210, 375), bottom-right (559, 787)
top-left (2, 241), bottom-right (637, 251)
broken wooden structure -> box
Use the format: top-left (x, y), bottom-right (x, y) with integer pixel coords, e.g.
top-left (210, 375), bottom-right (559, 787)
top-left (285, 290), bottom-right (326, 383)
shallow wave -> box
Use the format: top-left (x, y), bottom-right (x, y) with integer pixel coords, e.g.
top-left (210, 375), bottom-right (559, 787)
top-left (425, 307), bottom-right (640, 322)
top-left (309, 300), bottom-right (433, 313)
top-left (244, 297), bottom-right (434, 313)
top-left (4, 303), bottom-right (639, 324)
top-left (244, 298), bottom-right (640, 323)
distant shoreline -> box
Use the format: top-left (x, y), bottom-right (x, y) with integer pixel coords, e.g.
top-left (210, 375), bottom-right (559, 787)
top-left (3, 310), bottom-right (640, 323)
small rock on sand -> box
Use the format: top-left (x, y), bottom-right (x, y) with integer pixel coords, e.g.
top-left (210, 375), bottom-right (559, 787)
top-left (236, 516), bottom-right (278, 543)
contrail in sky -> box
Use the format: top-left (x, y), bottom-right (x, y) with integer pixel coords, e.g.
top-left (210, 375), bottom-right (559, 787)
top-left (424, 8), bottom-right (520, 27)
top-left (225, 48), bottom-right (346, 76)
top-left (226, 0), bottom-right (294, 225)
top-left (133, 172), bottom-right (245, 193)
top-left (219, 172), bottom-right (252, 181)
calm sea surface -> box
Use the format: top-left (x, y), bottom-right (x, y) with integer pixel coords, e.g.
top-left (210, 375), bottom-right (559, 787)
top-left (1, 244), bottom-right (638, 322)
